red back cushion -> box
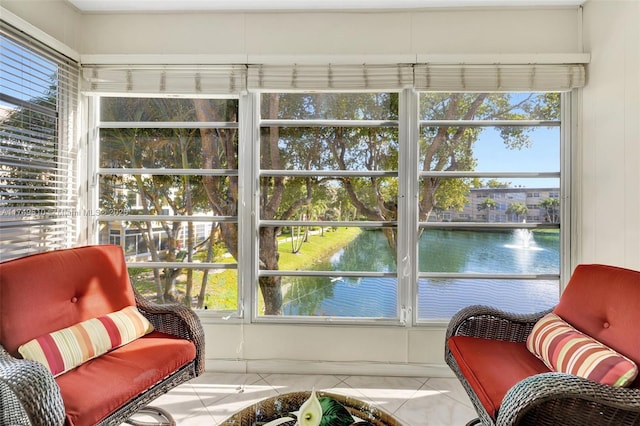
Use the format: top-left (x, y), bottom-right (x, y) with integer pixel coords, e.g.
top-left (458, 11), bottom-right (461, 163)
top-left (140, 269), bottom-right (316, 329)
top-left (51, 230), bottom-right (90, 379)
top-left (0, 245), bottom-right (136, 356)
top-left (554, 264), bottom-right (640, 369)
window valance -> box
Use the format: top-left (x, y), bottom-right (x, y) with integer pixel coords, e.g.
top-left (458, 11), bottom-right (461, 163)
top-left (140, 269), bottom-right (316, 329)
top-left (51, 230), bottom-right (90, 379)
top-left (247, 64), bottom-right (414, 91)
top-left (81, 65), bottom-right (247, 96)
top-left (81, 63), bottom-right (586, 95)
top-left (413, 64), bottom-right (585, 92)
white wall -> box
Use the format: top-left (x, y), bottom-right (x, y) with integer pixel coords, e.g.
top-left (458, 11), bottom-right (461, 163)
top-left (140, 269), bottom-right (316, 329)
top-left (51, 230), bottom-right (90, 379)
top-left (580, 0), bottom-right (640, 270)
top-left (1, 0), bottom-right (81, 53)
top-left (3, 2), bottom-right (609, 377)
top-left (74, 8), bottom-right (582, 61)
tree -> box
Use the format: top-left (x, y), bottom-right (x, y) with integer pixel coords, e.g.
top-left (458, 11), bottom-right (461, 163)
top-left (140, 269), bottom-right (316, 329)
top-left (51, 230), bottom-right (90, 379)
top-left (1, 83), bottom-right (59, 211)
top-left (100, 98), bottom-right (223, 305)
top-left (506, 202), bottom-right (529, 222)
top-left (540, 197), bottom-right (560, 223)
top-left (486, 178), bottom-right (511, 188)
top-left (478, 198), bottom-right (498, 221)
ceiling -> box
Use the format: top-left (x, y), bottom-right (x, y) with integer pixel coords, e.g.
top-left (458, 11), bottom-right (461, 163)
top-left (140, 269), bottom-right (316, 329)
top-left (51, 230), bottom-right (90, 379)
top-left (66, 0), bottom-right (586, 13)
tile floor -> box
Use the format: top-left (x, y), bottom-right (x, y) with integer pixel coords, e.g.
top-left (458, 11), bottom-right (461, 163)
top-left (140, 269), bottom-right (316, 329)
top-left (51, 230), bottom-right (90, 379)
top-left (147, 372), bottom-right (478, 425)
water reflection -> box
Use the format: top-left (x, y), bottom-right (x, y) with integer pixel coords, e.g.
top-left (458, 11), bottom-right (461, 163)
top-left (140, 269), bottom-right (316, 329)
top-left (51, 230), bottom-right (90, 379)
top-left (418, 278), bottom-right (559, 320)
top-left (419, 229), bottom-right (559, 275)
top-left (280, 229), bottom-right (560, 318)
top-left (282, 230), bottom-right (397, 317)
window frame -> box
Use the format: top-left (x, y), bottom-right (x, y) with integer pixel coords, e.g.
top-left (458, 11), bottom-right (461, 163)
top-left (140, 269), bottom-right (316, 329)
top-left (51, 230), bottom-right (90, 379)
top-left (85, 76), bottom-right (575, 327)
top-left (414, 91), bottom-right (572, 324)
top-left (90, 95), bottom-right (243, 318)
top-left (251, 91), bottom-right (406, 325)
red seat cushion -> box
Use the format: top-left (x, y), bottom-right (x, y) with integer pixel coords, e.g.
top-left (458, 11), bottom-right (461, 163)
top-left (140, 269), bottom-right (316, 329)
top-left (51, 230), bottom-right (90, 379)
top-left (56, 331), bottom-right (196, 426)
top-left (448, 336), bottom-right (550, 419)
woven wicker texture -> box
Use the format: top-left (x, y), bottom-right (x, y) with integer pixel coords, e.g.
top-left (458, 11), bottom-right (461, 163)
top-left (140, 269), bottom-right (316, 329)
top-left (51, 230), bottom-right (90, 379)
top-left (445, 305), bottom-right (640, 426)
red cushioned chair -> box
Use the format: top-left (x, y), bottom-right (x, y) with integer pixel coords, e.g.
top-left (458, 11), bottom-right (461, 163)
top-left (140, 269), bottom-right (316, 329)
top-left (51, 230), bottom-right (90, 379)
top-left (0, 245), bottom-right (205, 426)
top-left (445, 264), bottom-right (640, 426)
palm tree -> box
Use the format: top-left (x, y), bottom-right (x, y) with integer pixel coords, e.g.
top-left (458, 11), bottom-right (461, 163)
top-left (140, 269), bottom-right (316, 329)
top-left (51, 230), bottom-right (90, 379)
top-left (507, 202), bottom-right (529, 222)
top-left (478, 198), bottom-right (498, 222)
top-left (540, 198), bottom-right (560, 223)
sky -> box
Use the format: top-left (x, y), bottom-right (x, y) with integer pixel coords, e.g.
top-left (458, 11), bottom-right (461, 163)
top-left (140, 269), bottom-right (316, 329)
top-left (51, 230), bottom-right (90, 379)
top-left (472, 126), bottom-right (560, 189)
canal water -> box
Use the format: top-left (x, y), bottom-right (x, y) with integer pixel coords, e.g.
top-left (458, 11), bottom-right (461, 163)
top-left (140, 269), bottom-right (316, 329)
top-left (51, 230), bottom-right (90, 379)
top-left (281, 229), bottom-right (560, 319)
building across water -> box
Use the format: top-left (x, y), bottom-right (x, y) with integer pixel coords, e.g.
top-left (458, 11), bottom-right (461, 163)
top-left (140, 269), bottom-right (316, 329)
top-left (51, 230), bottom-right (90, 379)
top-left (432, 187), bottom-right (560, 223)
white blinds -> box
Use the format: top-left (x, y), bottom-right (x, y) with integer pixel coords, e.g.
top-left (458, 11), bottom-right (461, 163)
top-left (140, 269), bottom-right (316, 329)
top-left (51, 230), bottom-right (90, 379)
top-left (413, 64), bottom-right (586, 92)
top-left (81, 65), bottom-right (247, 96)
top-left (0, 22), bottom-right (80, 260)
top-left (247, 64), bottom-right (414, 91)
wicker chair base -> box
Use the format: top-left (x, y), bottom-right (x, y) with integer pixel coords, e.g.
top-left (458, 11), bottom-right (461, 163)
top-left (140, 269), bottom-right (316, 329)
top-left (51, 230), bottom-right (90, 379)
top-left (124, 406), bottom-right (176, 426)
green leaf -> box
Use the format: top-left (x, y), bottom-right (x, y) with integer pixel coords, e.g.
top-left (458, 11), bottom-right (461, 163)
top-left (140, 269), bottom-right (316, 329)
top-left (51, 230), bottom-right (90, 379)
top-left (318, 397), bottom-right (354, 426)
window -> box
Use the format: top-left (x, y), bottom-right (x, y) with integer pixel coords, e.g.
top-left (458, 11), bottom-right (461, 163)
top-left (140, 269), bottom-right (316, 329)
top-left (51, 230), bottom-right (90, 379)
top-left (0, 22), bottom-right (79, 260)
top-left (257, 92), bottom-right (400, 321)
top-left (86, 63), bottom-right (582, 324)
top-left (417, 92), bottom-right (563, 321)
top-left (96, 97), bottom-right (240, 312)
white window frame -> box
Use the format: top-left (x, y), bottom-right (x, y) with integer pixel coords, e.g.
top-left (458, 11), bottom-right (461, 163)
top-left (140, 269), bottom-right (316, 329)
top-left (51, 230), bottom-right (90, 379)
top-left (251, 90), bottom-right (407, 325)
top-left (414, 91), bottom-right (574, 324)
top-left (89, 95), bottom-right (243, 319)
top-left (83, 64), bottom-right (580, 326)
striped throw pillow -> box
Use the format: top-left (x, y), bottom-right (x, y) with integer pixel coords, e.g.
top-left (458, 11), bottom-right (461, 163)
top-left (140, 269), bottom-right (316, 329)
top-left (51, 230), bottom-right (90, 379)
top-left (526, 313), bottom-right (638, 387)
top-left (18, 306), bottom-right (154, 377)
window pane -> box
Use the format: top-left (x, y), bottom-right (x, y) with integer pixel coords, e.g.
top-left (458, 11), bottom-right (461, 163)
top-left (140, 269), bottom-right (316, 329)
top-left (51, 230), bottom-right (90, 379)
top-left (261, 93), bottom-right (398, 120)
top-left (418, 229), bottom-right (560, 275)
top-left (99, 175), bottom-right (237, 216)
top-left (106, 220), bottom-right (238, 310)
top-left (100, 220), bottom-right (235, 257)
top-left (421, 178), bottom-right (560, 224)
top-left (419, 93), bottom-right (560, 121)
top-left (257, 226), bottom-right (398, 318)
top-left (257, 90), bottom-right (400, 319)
top-left (101, 97), bottom-right (238, 122)
top-left (129, 267), bottom-right (238, 310)
top-left (419, 126), bottom-right (559, 173)
top-left (261, 226), bottom-right (397, 273)
top-left (418, 278), bottom-right (559, 320)
top-left (97, 96), bottom-right (239, 312)
top-left (100, 128), bottom-right (200, 169)
top-left (260, 177), bottom-right (397, 221)
top-left (261, 127), bottom-right (398, 171)
top-left (417, 91), bottom-right (562, 322)
top-left (258, 275), bottom-right (397, 318)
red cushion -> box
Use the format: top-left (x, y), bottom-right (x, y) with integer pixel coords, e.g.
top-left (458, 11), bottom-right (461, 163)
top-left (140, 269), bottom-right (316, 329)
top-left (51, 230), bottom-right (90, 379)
top-left (0, 245), bottom-right (135, 356)
top-left (448, 336), bottom-right (550, 419)
top-left (56, 331), bottom-right (196, 426)
top-left (554, 264), bottom-right (640, 375)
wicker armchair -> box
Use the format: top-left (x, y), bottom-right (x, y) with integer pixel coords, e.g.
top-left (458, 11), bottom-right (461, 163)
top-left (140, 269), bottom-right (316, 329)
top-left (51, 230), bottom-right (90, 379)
top-left (445, 264), bottom-right (640, 426)
top-left (0, 245), bottom-right (205, 426)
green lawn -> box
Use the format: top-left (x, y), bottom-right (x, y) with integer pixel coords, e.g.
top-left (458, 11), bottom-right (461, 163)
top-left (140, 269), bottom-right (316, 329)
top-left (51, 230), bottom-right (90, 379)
top-left (277, 227), bottom-right (362, 270)
top-left (131, 226), bottom-right (362, 310)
